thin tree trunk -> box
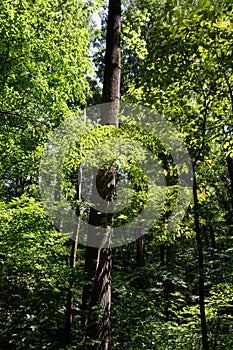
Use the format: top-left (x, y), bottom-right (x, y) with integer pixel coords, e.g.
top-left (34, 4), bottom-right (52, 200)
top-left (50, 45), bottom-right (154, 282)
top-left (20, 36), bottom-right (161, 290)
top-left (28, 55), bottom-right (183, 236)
top-left (136, 225), bottom-right (145, 267)
top-left (212, 312), bottom-right (220, 350)
top-left (159, 244), bottom-right (165, 266)
top-left (64, 165), bottom-right (82, 345)
top-left (136, 235), bottom-right (145, 267)
top-left (193, 170), bottom-right (209, 350)
top-left (226, 154), bottom-right (233, 197)
top-left (82, 1), bottom-right (121, 349)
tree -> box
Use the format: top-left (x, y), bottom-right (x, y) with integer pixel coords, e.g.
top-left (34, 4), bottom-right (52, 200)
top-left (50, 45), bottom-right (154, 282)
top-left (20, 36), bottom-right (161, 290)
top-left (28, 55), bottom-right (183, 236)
top-left (1, 0), bottom-right (233, 349)
top-left (115, 0), bottom-right (233, 348)
top-left (0, 196), bottom-right (70, 349)
top-left (82, 1), bottom-right (121, 349)
top-left (0, 0), bottom-right (94, 203)
top-left (0, 0), bottom-right (100, 348)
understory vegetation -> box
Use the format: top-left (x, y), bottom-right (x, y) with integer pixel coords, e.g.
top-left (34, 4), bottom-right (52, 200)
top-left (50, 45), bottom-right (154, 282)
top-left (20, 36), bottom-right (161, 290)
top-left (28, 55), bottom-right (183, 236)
top-left (0, 0), bottom-right (232, 349)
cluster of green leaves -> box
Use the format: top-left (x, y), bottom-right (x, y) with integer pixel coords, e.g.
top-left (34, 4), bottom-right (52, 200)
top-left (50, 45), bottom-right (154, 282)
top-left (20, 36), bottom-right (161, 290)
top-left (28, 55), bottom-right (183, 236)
top-left (0, 196), bottom-right (70, 349)
top-left (1, 0), bottom-right (233, 349)
top-left (109, 237), bottom-right (233, 349)
top-left (124, 0), bottom-right (233, 160)
top-left (103, 0), bottom-right (233, 348)
top-left (0, 0), bottom-right (100, 348)
top-left (61, 119), bottom-right (180, 239)
top-left (0, 0), bottom-right (97, 201)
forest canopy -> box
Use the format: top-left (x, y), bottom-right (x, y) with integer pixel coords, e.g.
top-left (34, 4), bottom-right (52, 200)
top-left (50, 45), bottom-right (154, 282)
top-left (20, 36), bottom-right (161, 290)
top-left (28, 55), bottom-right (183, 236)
top-left (0, 0), bottom-right (232, 349)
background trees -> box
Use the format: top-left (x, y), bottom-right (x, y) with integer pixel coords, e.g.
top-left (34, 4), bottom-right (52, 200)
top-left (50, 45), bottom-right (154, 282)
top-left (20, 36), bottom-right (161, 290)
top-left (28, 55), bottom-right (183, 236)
top-left (0, 0), bottom-right (232, 349)
top-left (0, 0), bottom-right (98, 348)
top-left (0, 0), bottom-right (93, 201)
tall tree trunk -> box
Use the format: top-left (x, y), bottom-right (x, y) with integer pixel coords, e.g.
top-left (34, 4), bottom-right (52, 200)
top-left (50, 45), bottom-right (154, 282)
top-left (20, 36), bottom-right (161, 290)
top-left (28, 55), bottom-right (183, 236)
top-left (193, 170), bottom-right (209, 350)
top-left (64, 165), bottom-right (82, 345)
top-left (102, 0), bottom-right (121, 105)
top-left (82, 1), bottom-right (121, 349)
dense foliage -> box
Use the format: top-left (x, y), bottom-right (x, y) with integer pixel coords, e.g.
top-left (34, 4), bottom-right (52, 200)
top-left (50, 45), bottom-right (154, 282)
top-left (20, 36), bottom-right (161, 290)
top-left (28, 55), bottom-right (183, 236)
top-left (0, 0), bottom-right (232, 349)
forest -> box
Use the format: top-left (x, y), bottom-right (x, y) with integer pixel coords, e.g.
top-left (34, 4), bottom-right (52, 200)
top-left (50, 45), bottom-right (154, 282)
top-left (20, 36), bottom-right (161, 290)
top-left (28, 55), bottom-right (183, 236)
top-left (0, 0), bottom-right (232, 349)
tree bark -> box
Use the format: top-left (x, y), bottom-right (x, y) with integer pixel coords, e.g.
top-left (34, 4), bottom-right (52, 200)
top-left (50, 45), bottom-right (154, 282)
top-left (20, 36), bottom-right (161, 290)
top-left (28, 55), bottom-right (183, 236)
top-left (82, 1), bottom-right (121, 349)
top-left (193, 170), bottom-right (209, 350)
top-left (136, 236), bottom-right (145, 267)
top-left (209, 225), bottom-right (216, 249)
top-left (102, 0), bottom-right (121, 105)
top-left (159, 244), bottom-right (165, 266)
top-left (136, 226), bottom-right (145, 267)
top-left (226, 154), bottom-right (233, 198)
top-left (64, 165), bottom-right (82, 345)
